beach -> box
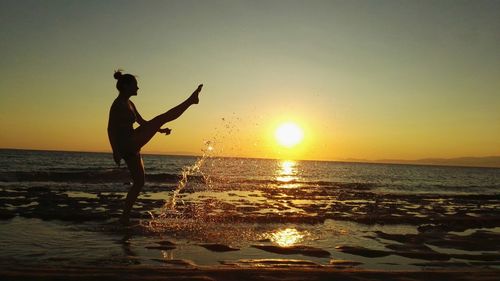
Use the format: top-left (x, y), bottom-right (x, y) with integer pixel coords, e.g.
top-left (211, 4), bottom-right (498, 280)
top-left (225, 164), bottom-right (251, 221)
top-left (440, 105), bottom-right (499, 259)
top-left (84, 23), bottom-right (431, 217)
top-left (2, 0), bottom-right (500, 279)
top-left (1, 149), bottom-right (499, 280)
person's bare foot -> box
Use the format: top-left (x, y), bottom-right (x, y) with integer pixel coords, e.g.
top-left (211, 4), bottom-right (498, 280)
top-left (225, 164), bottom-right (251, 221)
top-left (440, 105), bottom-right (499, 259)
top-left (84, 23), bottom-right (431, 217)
top-left (189, 84), bottom-right (203, 104)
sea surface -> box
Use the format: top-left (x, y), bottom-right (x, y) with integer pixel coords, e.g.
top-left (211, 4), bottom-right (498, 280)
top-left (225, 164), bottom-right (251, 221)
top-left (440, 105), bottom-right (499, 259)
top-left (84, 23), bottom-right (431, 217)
top-left (1, 149), bottom-right (499, 270)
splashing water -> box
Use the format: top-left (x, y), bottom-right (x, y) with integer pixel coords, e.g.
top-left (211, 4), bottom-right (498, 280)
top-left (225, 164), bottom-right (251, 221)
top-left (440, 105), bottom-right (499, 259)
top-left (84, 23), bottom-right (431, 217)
top-left (164, 142), bottom-right (212, 210)
top-left (144, 116), bottom-right (243, 231)
top-left (146, 140), bottom-right (215, 227)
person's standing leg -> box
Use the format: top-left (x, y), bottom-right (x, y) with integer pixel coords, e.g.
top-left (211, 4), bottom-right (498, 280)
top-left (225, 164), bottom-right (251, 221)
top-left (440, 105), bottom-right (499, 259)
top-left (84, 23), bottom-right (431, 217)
top-left (120, 154), bottom-right (145, 225)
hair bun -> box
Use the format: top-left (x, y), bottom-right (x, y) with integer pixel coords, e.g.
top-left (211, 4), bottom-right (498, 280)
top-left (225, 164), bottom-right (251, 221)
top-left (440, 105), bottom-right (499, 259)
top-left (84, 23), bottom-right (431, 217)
top-left (113, 71), bottom-right (123, 80)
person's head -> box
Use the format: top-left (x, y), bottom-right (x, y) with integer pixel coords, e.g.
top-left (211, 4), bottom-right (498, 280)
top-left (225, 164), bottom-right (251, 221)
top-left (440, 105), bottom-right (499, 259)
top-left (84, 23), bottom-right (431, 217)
top-left (114, 71), bottom-right (138, 97)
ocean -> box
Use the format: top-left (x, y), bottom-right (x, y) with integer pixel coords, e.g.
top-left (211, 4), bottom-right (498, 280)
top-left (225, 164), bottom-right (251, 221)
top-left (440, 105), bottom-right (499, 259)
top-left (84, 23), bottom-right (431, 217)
top-left (1, 149), bottom-right (499, 270)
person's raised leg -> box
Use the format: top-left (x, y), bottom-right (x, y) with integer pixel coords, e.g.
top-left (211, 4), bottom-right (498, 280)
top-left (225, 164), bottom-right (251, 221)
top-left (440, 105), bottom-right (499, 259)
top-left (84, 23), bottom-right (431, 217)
top-left (133, 84), bottom-right (202, 150)
top-left (120, 154), bottom-right (145, 225)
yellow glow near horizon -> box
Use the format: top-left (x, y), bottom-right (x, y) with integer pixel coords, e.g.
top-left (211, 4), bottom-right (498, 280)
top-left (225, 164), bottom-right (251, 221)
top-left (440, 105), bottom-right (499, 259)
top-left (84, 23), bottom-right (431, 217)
top-left (275, 122), bottom-right (304, 148)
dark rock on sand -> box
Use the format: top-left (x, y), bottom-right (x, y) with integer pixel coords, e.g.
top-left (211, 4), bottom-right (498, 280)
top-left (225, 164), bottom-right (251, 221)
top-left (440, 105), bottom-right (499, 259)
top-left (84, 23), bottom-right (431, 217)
top-left (252, 245), bottom-right (330, 258)
top-left (220, 258), bottom-right (323, 268)
top-left (156, 240), bottom-right (176, 246)
top-left (385, 243), bottom-right (435, 253)
top-left (411, 261), bottom-right (471, 267)
top-left (469, 261), bottom-right (500, 266)
top-left (150, 259), bottom-right (197, 268)
top-left (428, 230), bottom-right (500, 252)
top-left (328, 259), bottom-right (362, 267)
top-left (335, 246), bottom-right (391, 258)
top-left (384, 243), bottom-right (451, 261)
top-left (451, 253), bottom-right (500, 262)
top-left (395, 251), bottom-right (451, 261)
top-left (146, 245), bottom-right (176, 251)
top-left (198, 243), bottom-right (240, 252)
top-left (375, 229), bottom-right (500, 256)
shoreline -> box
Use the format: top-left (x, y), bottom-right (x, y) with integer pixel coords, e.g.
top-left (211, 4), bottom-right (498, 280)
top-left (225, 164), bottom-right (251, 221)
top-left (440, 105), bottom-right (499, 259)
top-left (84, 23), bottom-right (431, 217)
top-left (1, 265), bottom-right (499, 281)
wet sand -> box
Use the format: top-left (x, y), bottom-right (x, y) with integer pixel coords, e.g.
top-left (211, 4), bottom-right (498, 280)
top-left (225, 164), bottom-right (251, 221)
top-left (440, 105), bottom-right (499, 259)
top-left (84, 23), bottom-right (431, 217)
top-left (2, 185), bottom-right (499, 228)
top-left (1, 265), bottom-right (499, 281)
top-left (1, 186), bottom-right (500, 269)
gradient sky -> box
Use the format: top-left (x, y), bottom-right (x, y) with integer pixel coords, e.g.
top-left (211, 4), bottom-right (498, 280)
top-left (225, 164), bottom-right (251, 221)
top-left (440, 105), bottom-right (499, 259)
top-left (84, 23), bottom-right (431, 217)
top-left (1, 0), bottom-right (499, 161)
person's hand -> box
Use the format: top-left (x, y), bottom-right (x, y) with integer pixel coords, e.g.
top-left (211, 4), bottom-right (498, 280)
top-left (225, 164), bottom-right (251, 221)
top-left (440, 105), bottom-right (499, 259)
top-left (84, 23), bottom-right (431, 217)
top-left (159, 128), bottom-right (171, 135)
top-left (113, 152), bottom-right (121, 166)
top-left (189, 84), bottom-right (203, 104)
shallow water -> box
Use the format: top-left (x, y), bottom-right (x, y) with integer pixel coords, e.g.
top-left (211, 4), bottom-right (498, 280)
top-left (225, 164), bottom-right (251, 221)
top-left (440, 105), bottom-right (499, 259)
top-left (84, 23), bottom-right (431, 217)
top-left (0, 149), bottom-right (499, 270)
top-left (0, 217), bottom-right (425, 270)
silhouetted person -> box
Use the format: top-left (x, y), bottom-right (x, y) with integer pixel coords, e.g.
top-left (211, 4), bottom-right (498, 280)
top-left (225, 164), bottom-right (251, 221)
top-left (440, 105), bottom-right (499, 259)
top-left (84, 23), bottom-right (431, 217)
top-left (108, 71), bottom-right (202, 225)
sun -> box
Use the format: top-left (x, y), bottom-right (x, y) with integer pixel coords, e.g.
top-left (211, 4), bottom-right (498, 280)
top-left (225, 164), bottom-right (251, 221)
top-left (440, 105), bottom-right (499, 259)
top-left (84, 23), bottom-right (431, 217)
top-left (275, 122), bottom-right (304, 148)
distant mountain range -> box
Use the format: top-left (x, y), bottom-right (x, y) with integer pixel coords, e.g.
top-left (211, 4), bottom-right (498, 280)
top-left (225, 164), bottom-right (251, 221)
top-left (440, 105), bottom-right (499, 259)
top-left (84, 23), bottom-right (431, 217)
top-left (373, 156), bottom-right (500, 168)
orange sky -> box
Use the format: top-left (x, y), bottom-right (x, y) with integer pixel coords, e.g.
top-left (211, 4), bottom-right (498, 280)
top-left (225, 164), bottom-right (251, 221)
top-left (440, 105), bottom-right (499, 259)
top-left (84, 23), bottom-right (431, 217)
top-left (1, 1), bottom-right (499, 161)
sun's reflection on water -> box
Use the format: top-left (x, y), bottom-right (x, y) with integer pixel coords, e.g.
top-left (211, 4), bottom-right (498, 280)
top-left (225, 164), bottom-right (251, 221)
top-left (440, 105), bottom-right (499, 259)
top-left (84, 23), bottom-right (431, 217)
top-left (280, 160), bottom-right (294, 177)
top-left (268, 228), bottom-right (307, 247)
top-left (275, 160), bottom-right (301, 188)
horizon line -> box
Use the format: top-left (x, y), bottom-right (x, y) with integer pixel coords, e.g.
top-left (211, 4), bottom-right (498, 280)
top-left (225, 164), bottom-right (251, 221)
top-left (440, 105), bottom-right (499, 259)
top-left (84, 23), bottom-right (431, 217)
top-left (1, 147), bottom-right (499, 169)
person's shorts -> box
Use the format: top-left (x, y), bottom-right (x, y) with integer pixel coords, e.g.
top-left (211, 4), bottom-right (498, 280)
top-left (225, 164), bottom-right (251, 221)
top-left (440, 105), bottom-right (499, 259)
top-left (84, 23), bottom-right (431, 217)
top-left (120, 149), bottom-right (140, 161)
top-left (117, 141), bottom-right (140, 161)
